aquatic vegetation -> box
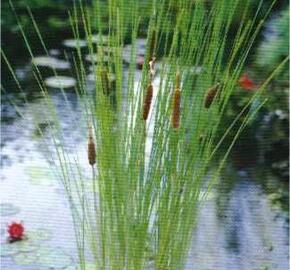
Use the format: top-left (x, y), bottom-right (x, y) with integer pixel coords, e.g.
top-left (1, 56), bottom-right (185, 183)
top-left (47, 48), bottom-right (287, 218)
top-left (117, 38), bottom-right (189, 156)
top-left (63, 39), bottom-right (87, 49)
top-left (1, 0), bottom-right (288, 269)
top-left (44, 75), bottom-right (76, 89)
top-left (238, 73), bottom-right (257, 91)
top-left (32, 56), bottom-right (71, 70)
top-left (7, 222), bottom-right (25, 242)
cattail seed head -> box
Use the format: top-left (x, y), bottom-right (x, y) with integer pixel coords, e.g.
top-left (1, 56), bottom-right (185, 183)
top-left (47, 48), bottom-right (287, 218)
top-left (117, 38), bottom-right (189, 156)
top-left (172, 88), bottom-right (181, 129)
top-left (204, 83), bottom-right (220, 109)
top-left (143, 84), bottom-right (153, 121)
top-left (88, 127), bottom-right (96, 166)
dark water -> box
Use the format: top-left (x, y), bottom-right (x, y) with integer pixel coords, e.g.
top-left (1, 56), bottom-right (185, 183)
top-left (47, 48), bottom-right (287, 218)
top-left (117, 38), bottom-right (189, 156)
top-left (1, 36), bottom-right (289, 270)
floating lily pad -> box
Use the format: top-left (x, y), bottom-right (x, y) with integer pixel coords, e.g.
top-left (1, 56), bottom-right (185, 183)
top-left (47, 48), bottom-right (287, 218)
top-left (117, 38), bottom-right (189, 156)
top-left (64, 263), bottom-right (97, 270)
top-left (1, 241), bottom-right (38, 257)
top-left (75, 263), bottom-right (97, 270)
top-left (13, 252), bottom-right (37, 265)
top-left (26, 165), bottom-right (55, 186)
top-left (32, 56), bottom-right (70, 70)
top-left (45, 76), bottom-right (76, 89)
top-left (87, 72), bottom-right (116, 82)
top-left (63, 39), bottom-right (87, 48)
top-left (27, 229), bottom-right (52, 242)
top-left (49, 49), bottom-right (61, 56)
top-left (1, 243), bottom-right (20, 257)
top-left (85, 54), bottom-right (109, 63)
top-left (0, 203), bottom-right (20, 217)
top-left (90, 34), bottom-right (108, 44)
top-left (99, 45), bottom-right (118, 54)
top-left (15, 241), bottom-right (39, 253)
top-left (36, 247), bottom-right (73, 269)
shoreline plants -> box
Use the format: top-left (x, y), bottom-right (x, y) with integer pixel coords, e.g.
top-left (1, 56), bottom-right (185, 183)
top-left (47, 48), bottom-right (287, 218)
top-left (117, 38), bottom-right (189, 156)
top-left (2, 0), bottom-right (288, 269)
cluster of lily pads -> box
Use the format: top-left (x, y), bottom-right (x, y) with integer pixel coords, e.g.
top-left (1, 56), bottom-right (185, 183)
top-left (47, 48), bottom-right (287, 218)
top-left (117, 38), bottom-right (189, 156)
top-left (31, 34), bottom-right (147, 90)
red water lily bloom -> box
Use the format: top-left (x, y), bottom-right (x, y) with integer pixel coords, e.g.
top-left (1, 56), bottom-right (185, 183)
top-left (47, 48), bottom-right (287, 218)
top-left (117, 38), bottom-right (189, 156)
top-left (7, 222), bottom-right (25, 242)
top-left (238, 73), bottom-right (256, 90)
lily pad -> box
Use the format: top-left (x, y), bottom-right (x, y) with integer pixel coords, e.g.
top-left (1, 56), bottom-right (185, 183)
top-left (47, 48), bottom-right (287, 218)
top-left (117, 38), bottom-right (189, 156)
top-left (36, 247), bottom-right (73, 269)
top-left (0, 203), bottom-right (20, 217)
top-left (49, 49), bottom-right (61, 56)
top-left (76, 263), bottom-right (97, 270)
top-left (1, 241), bottom-right (38, 257)
top-left (27, 229), bottom-right (52, 242)
top-left (26, 165), bottom-right (55, 186)
top-left (13, 252), bottom-right (37, 265)
top-left (65, 263), bottom-right (97, 270)
top-left (1, 243), bottom-right (20, 257)
top-left (85, 54), bottom-right (109, 63)
top-left (90, 34), bottom-right (108, 44)
top-left (44, 76), bottom-right (76, 89)
top-left (98, 45), bottom-right (118, 54)
top-left (32, 56), bottom-right (70, 70)
top-left (87, 72), bottom-right (116, 82)
top-left (63, 39), bottom-right (87, 48)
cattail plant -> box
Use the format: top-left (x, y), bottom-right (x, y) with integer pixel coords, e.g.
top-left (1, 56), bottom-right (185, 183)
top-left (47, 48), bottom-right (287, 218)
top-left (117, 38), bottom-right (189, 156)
top-left (204, 82), bottom-right (221, 109)
top-left (2, 0), bottom-right (288, 269)
top-left (142, 83), bottom-right (153, 120)
top-left (88, 126), bottom-right (96, 166)
top-left (172, 73), bottom-right (181, 129)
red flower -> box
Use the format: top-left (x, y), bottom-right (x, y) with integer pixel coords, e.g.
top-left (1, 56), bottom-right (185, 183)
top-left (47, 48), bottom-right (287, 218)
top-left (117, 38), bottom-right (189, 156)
top-left (238, 73), bottom-right (256, 90)
top-left (7, 222), bottom-right (25, 241)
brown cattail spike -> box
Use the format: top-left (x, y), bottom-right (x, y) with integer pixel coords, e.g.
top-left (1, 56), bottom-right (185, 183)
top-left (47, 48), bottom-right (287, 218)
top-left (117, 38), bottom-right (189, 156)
top-left (88, 127), bottom-right (96, 166)
top-left (204, 83), bottom-right (220, 109)
top-left (172, 88), bottom-right (181, 129)
top-left (143, 84), bottom-right (153, 121)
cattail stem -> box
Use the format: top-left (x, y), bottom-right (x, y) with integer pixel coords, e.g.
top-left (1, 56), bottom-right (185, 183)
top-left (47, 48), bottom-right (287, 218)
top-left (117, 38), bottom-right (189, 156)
top-left (101, 68), bottom-right (110, 96)
top-left (204, 83), bottom-right (220, 108)
top-left (92, 166), bottom-right (98, 220)
top-left (175, 72), bottom-right (181, 89)
top-left (149, 29), bottom-right (156, 61)
top-left (172, 88), bottom-right (181, 129)
top-left (143, 84), bottom-right (153, 121)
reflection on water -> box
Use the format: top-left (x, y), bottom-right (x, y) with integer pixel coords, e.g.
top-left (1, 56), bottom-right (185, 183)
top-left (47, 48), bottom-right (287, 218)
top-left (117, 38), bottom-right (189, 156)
top-left (188, 172), bottom-right (289, 270)
top-left (1, 50), bottom-right (289, 270)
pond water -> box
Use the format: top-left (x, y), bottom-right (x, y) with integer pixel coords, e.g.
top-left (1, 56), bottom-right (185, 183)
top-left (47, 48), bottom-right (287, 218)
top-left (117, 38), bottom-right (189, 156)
top-left (1, 38), bottom-right (289, 270)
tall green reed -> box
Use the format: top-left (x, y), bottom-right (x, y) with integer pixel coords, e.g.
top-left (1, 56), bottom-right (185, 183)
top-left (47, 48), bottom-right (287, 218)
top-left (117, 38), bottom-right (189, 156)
top-left (2, 0), bottom-right (288, 269)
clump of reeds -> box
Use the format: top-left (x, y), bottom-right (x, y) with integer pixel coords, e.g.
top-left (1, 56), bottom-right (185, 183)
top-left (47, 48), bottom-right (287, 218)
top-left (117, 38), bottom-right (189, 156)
top-left (3, 1), bottom-right (288, 270)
